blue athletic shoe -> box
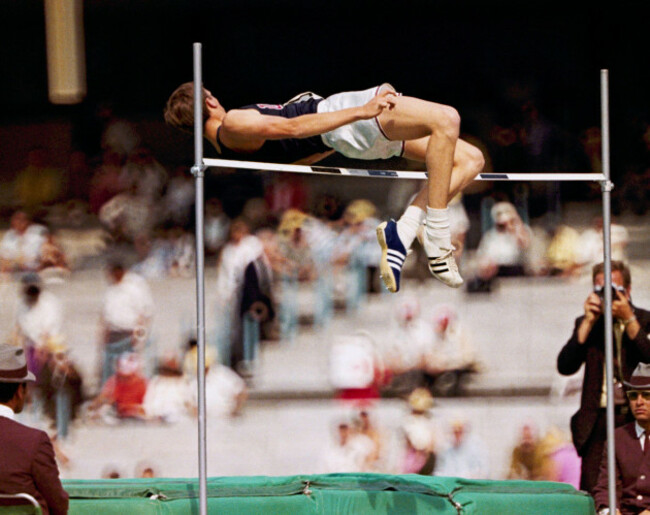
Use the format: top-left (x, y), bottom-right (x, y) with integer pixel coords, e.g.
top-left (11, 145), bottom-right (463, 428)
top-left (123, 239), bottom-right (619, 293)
top-left (376, 220), bottom-right (408, 293)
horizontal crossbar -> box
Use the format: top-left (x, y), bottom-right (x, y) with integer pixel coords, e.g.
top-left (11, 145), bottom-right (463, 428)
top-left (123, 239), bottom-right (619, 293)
top-left (202, 158), bottom-right (606, 182)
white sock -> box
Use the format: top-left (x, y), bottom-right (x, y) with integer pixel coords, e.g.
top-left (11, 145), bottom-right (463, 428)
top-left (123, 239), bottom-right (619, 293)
top-left (396, 205), bottom-right (425, 248)
top-left (425, 206), bottom-right (452, 252)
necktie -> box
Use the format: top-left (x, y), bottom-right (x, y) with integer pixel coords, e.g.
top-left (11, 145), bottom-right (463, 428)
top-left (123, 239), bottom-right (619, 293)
top-left (614, 321), bottom-right (624, 380)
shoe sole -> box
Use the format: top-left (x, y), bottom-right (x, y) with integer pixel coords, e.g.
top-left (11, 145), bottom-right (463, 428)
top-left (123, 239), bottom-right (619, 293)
top-left (429, 268), bottom-right (464, 288)
top-left (376, 222), bottom-right (398, 293)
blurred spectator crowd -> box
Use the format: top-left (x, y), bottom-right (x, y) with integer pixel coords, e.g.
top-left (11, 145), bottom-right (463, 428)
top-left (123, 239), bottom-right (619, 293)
top-left (0, 94), bottom-right (648, 483)
top-left (0, 97), bottom-right (640, 423)
top-left (319, 387), bottom-right (580, 487)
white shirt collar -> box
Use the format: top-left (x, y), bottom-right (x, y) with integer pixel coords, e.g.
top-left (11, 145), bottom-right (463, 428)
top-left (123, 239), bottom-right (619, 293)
top-left (0, 404), bottom-right (16, 420)
top-left (635, 421), bottom-right (647, 439)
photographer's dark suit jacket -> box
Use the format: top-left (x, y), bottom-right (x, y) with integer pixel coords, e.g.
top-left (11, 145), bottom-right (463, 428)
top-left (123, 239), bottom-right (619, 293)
top-left (0, 415), bottom-right (69, 515)
top-left (557, 307), bottom-right (650, 455)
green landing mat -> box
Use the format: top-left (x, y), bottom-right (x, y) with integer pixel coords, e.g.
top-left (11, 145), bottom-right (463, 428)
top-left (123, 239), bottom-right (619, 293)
top-left (1, 474), bottom-right (596, 514)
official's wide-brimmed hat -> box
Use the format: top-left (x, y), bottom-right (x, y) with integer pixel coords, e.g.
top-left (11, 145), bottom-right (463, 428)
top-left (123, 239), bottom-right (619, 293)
top-left (0, 343), bottom-right (36, 383)
top-left (624, 362), bottom-right (650, 389)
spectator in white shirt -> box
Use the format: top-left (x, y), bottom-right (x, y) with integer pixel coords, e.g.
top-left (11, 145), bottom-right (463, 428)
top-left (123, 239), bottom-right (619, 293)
top-left (321, 422), bottom-right (376, 473)
top-left (184, 339), bottom-right (247, 418)
top-left (0, 211), bottom-right (47, 273)
top-left (143, 352), bottom-right (190, 423)
top-left (100, 260), bottom-right (154, 385)
top-left (13, 273), bottom-right (64, 377)
top-left (476, 201), bottom-right (532, 277)
top-left (435, 417), bottom-right (489, 479)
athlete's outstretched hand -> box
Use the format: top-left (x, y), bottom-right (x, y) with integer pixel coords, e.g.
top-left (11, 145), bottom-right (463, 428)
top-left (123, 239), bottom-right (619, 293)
top-left (361, 89), bottom-right (397, 118)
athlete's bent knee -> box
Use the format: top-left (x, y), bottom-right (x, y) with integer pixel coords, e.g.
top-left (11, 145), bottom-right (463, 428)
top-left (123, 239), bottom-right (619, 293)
top-left (434, 106), bottom-right (461, 140)
top-left (468, 146), bottom-right (485, 174)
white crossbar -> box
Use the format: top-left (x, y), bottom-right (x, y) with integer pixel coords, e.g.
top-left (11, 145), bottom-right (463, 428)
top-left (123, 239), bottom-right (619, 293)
top-left (203, 158), bottom-right (605, 182)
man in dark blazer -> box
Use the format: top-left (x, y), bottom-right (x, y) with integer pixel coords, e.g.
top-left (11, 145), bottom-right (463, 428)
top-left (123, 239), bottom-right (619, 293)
top-left (593, 362), bottom-right (650, 514)
top-left (558, 261), bottom-right (650, 494)
top-left (0, 343), bottom-right (69, 515)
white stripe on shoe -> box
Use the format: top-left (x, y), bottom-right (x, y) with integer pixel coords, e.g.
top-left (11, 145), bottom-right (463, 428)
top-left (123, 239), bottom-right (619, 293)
top-left (387, 250), bottom-right (406, 263)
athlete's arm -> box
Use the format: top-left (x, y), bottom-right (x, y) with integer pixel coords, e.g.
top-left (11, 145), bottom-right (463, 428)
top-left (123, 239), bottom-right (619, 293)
top-left (221, 90), bottom-right (396, 149)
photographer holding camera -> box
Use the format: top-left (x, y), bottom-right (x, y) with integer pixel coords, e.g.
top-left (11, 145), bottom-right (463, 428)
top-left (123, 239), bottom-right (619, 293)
top-left (558, 261), bottom-right (650, 494)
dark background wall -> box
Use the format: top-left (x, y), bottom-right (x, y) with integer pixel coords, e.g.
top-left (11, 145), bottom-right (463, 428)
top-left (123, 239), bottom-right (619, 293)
top-left (0, 0), bottom-right (647, 176)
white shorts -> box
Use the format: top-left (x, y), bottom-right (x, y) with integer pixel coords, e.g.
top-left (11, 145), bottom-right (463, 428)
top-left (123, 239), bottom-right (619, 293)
top-left (317, 84), bottom-right (405, 160)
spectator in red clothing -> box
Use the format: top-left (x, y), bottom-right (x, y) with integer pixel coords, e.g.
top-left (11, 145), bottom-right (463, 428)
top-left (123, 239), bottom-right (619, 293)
top-left (264, 174), bottom-right (308, 220)
top-left (89, 352), bottom-right (147, 419)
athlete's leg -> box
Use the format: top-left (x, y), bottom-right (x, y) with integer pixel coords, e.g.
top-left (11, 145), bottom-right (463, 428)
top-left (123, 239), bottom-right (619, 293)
top-left (397, 137), bottom-right (484, 252)
top-left (377, 96), bottom-right (463, 252)
top-left (376, 96), bottom-right (479, 288)
top-left (391, 138), bottom-right (484, 250)
top-left (377, 95), bottom-right (460, 208)
top-left (404, 137), bottom-right (485, 201)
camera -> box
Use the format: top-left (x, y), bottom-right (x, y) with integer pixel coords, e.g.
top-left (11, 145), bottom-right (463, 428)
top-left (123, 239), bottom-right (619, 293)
top-left (594, 283), bottom-right (626, 301)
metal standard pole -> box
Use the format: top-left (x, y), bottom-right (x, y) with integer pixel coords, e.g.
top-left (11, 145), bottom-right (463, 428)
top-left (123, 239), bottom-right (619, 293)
top-left (600, 69), bottom-right (616, 514)
top-left (192, 41), bottom-right (208, 515)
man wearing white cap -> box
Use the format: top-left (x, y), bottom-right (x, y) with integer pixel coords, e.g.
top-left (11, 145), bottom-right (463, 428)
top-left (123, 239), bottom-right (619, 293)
top-left (0, 343), bottom-right (69, 514)
top-left (594, 362), bottom-right (650, 515)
